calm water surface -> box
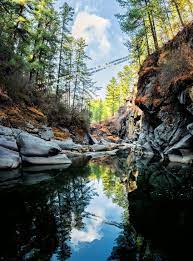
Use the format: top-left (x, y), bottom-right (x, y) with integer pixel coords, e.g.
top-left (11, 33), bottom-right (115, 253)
top-left (1, 155), bottom-right (193, 260)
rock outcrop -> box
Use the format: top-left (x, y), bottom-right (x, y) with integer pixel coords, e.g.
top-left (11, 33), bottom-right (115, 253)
top-left (0, 123), bottom-right (132, 171)
top-left (136, 22), bottom-right (193, 163)
top-left (0, 125), bottom-right (72, 169)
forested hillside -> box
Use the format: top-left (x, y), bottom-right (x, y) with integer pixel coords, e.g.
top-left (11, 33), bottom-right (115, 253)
top-left (0, 0), bottom-right (96, 130)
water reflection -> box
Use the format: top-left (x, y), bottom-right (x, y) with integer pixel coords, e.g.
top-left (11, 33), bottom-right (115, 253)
top-left (0, 155), bottom-right (193, 260)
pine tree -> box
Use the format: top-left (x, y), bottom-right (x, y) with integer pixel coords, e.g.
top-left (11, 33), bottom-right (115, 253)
top-left (55, 3), bottom-right (74, 102)
top-left (106, 77), bottom-right (119, 116)
top-left (116, 0), bottom-right (193, 63)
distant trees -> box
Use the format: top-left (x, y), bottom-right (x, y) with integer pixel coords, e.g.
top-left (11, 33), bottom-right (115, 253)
top-left (116, 0), bottom-right (193, 63)
top-left (90, 64), bottom-right (137, 122)
top-left (106, 77), bottom-right (119, 116)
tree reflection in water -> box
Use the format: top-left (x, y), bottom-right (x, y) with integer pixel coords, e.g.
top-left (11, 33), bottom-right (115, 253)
top-left (0, 164), bottom-right (96, 260)
top-left (0, 155), bottom-right (193, 260)
top-left (106, 155), bottom-right (193, 261)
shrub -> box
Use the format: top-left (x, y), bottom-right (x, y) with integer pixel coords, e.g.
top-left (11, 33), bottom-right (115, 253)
top-left (44, 100), bottom-right (90, 131)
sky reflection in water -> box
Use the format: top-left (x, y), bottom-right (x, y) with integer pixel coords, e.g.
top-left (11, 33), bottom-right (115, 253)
top-left (1, 156), bottom-right (193, 260)
top-left (52, 179), bottom-right (124, 261)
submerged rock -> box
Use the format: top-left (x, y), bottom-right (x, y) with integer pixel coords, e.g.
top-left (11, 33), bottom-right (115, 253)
top-left (0, 169), bottom-right (21, 182)
top-left (23, 172), bottom-right (53, 186)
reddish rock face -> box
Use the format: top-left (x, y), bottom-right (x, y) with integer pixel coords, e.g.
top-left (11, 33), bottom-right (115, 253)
top-left (136, 22), bottom-right (193, 158)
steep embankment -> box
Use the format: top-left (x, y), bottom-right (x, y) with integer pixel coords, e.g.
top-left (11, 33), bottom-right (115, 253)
top-left (91, 101), bottom-right (142, 143)
top-left (0, 100), bottom-right (93, 144)
top-left (136, 22), bottom-right (193, 162)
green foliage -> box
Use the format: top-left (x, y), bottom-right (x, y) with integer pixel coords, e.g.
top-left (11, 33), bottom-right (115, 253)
top-left (0, 0), bottom-right (96, 130)
top-left (90, 64), bottom-right (138, 123)
top-left (116, 0), bottom-right (193, 64)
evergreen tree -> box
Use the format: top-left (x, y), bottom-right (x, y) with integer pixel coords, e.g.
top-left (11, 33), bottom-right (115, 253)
top-left (106, 77), bottom-right (119, 116)
top-left (116, 0), bottom-right (193, 63)
top-left (55, 3), bottom-right (74, 102)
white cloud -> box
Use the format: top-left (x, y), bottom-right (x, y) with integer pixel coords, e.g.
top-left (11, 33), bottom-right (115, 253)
top-left (70, 206), bottom-right (104, 249)
top-left (70, 180), bottom-right (123, 250)
top-left (72, 11), bottom-right (111, 55)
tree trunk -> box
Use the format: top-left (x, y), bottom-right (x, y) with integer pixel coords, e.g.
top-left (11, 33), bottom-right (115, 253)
top-left (145, 0), bottom-right (159, 52)
top-left (172, 0), bottom-right (185, 27)
top-left (56, 17), bottom-right (66, 102)
top-left (143, 18), bottom-right (150, 56)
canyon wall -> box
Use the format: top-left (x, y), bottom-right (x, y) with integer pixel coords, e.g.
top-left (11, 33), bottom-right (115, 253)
top-left (136, 22), bottom-right (193, 162)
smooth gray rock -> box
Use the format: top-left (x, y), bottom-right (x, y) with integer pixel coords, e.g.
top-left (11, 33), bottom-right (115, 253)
top-left (187, 123), bottom-right (193, 135)
top-left (39, 126), bottom-right (54, 141)
top-left (165, 134), bottom-right (193, 154)
top-left (17, 133), bottom-right (61, 157)
top-left (0, 126), bottom-right (13, 136)
top-left (0, 136), bottom-right (18, 151)
top-left (168, 149), bottom-right (193, 164)
top-left (91, 143), bottom-right (119, 152)
top-left (85, 149), bottom-right (118, 159)
top-left (90, 144), bottom-right (110, 152)
top-left (62, 150), bottom-right (82, 158)
top-left (142, 142), bottom-right (154, 156)
top-left (137, 133), bottom-right (146, 145)
top-left (12, 128), bottom-right (24, 137)
top-left (52, 139), bottom-right (82, 151)
top-left (0, 146), bottom-right (21, 169)
top-left (22, 154), bottom-right (72, 165)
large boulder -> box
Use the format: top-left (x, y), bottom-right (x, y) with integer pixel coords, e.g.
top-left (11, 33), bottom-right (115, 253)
top-left (0, 126), bottom-right (13, 136)
top-left (0, 136), bottom-right (18, 151)
top-left (167, 149), bottom-right (193, 164)
top-left (22, 154), bottom-right (72, 165)
top-left (17, 133), bottom-right (61, 157)
top-left (0, 146), bottom-right (21, 169)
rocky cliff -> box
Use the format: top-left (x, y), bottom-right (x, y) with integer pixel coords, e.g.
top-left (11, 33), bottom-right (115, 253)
top-left (136, 22), bottom-right (193, 163)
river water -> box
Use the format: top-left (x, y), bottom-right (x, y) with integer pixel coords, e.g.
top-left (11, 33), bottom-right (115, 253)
top-left (0, 154), bottom-right (193, 260)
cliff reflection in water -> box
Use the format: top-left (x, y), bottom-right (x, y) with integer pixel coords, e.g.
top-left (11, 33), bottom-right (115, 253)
top-left (0, 155), bottom-right (193, 260)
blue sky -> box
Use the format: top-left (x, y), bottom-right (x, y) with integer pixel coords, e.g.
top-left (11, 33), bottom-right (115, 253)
top-left (56, 0), bottom-right (128, 97)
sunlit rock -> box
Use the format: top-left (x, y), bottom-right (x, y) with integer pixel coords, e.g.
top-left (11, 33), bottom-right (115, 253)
top-left (17, 133), bottom-right (61, 157)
